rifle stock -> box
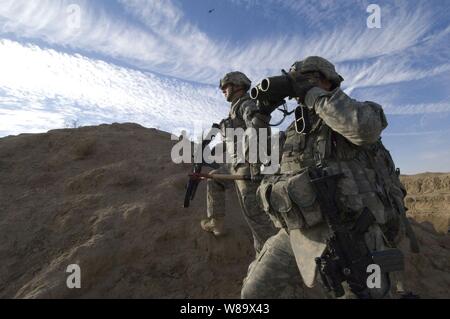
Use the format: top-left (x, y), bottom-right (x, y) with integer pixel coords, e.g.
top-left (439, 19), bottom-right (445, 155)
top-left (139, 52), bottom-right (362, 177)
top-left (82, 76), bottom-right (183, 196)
top-left (183, 164), bottom-right (202, 208)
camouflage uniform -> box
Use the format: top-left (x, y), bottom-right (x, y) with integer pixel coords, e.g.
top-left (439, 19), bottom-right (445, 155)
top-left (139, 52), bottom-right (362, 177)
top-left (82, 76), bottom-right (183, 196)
top-left (207, 162), bottom-right (276, 254)
top-left (242, 57), bottom-right (414, 299)
top-left (205, 72), bottom-right (277, 254)
top-left (241, 229), bottom-right (315, 298)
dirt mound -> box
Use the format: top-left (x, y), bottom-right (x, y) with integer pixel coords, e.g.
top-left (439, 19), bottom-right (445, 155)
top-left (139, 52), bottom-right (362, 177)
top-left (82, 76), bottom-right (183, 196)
top-left (402, 173), bottom-right (450, 234)
top-left (400, 220), bottom-right (450, 298)
top-left (0, 124), bottom-right (449, 298)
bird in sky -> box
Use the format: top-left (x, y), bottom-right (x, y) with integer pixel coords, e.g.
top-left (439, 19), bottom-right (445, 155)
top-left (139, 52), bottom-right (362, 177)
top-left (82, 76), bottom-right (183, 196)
top-left (208, 9), bottom-right (215, 13)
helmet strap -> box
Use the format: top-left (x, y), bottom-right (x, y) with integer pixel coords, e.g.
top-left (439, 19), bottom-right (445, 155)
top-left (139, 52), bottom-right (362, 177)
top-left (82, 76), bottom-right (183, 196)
top-left (232, 86), bottom-right (246, 98)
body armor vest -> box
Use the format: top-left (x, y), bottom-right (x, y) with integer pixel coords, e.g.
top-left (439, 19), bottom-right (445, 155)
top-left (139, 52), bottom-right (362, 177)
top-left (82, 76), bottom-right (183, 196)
top-left (278, 109), bottom-right (414, 246)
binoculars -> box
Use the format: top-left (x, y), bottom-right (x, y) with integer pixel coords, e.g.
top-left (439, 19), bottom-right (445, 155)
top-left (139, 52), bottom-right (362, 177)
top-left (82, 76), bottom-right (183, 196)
top-left (250, 71), bottom-right (314, 132)
top-left (249, 72), bottom-right (298, 116)
top-left (250, 73), bottom-right (295, 104)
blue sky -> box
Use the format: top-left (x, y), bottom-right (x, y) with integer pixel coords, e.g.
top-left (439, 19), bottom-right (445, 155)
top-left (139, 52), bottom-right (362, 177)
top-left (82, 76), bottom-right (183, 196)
top-left (0, 0), bottom-right (449, 173)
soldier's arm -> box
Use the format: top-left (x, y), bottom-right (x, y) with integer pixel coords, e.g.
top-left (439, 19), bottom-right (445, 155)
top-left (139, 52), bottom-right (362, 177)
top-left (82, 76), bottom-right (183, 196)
top-left (238, 99), bottom-right (271, 174)
top-left (239, 99), bottom-right (271, 129)
top-left (304, 87), bottom-right (388, 146)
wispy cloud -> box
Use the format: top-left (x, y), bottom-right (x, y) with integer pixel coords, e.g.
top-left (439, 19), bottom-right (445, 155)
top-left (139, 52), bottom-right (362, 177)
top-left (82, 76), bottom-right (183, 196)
top-left (117, 0), bottom-right (442, 83)
top-left (383, 102), bottom-right (450, 115)
top-left (341, 59), bottom-right (450, 94)
top-left (419, 149), bottom-right (450, 161)
top-left (1, 0), bottom-right (447, 88)
top-left (0, 39), bottom-right (227, 137)
top-left (0, 1), bottom-right (449, 172)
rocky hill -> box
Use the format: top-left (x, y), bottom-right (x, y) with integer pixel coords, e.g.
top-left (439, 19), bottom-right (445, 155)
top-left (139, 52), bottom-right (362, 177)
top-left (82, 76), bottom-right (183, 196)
top-left (402, 173), bottom-right (450, 234)
top-left (0, 123), bottom-right (448, 298)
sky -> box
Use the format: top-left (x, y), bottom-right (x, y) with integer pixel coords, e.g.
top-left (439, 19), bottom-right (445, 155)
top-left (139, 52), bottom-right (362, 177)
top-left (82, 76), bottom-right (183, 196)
top-left (0, 0), bottom-right (449, 174)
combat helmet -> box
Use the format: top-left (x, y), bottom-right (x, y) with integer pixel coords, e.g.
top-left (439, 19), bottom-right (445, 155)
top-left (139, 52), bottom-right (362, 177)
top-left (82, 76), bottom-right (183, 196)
top-left (290, 56), bottom-right (344, 87)
top-left (219, 72), bottom-right (252, 91)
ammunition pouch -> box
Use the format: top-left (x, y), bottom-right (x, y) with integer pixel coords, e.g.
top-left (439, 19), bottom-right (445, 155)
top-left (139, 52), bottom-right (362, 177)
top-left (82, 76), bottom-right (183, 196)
top-left (257, 170), bottom-right (324, 231)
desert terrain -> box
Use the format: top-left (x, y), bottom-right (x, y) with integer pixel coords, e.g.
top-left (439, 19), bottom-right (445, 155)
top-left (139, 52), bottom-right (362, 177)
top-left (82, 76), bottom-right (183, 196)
top-left (0, 123), bottom-right (448, 298)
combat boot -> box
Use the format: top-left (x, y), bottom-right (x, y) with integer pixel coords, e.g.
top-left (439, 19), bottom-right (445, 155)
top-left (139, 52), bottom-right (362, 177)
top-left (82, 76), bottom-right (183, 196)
top-left (200, 217), bottom-right (225, 236)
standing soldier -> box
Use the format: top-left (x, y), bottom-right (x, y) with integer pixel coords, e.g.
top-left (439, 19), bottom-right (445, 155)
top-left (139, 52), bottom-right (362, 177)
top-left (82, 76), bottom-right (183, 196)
top-left (200, 72), bottom-right (278, 254)
top-left (242, 57), bottom-right (418, 299)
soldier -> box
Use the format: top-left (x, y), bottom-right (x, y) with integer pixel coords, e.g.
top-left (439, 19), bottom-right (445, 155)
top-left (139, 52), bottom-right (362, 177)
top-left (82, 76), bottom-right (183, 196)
top-left (200, 72), bottom-right (278, 254)
top-left (242, 57), bottom-right (417, 299)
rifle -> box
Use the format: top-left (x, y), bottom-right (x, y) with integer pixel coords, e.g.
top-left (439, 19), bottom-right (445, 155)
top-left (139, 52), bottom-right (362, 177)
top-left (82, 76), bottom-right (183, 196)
top-left (189, 173), bottom-right (252, 181)
top-left (183, 124), bottom-right (220, 208)
top-left (309, 167), bottom-right (404, 298)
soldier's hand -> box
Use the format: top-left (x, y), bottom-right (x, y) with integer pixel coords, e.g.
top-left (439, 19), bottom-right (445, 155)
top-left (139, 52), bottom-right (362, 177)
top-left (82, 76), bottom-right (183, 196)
top-left (250, 164), bottom-right (263, 183)
top-left (256, 98), bottom-right (284, 116)
top-left (289, 72), bottom-right (319, 105)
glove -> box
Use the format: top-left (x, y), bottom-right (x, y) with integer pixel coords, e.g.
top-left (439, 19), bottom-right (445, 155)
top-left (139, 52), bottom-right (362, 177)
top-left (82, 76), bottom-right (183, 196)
top-left (256, 98), bottom-right (285, 116)
top-left (219, 117), bottom-right (232, 129)
top-left (251, 112), bottom-right (271, 128)
top-left (250, 164), bottom-right (263, 183)
top-left (289, 72), bottom-right (319, 105)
